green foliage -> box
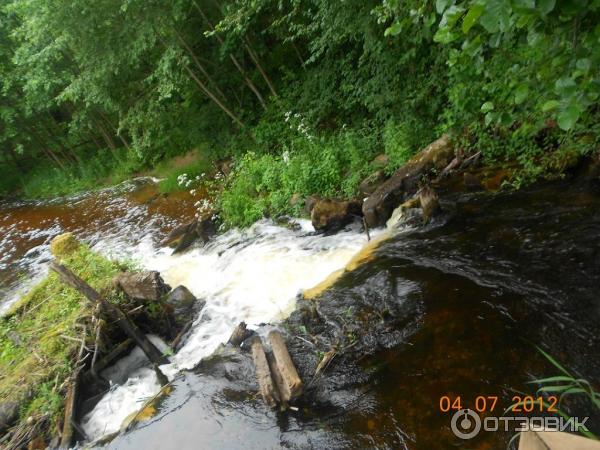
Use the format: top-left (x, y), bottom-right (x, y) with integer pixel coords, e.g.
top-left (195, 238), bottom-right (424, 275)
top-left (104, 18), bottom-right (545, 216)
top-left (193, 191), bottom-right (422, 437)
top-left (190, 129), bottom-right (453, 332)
top-left (220, 127), bottom-right (377, 227)
top-left (1, 0), bottom-right (600, 221)
top-left (0, 244), bottom-right (127, 432)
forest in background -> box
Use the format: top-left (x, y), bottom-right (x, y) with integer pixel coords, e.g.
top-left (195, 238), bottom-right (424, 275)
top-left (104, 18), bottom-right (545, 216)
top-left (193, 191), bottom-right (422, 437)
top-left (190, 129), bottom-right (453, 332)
top-left (1, 0), bottom-right (599, 226)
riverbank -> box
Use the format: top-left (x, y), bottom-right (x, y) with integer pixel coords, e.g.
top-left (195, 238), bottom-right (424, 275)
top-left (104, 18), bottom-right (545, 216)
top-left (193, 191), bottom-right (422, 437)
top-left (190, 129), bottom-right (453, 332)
top-left (6, 123), bottom-right (599, 231)
top-left (1, 162), bottom-right (599, 448)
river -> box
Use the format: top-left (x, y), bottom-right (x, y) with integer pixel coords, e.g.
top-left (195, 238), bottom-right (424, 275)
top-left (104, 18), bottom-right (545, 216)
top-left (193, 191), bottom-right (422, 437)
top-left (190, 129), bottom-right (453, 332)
top-left (1, 177), bottom-right (599, 449)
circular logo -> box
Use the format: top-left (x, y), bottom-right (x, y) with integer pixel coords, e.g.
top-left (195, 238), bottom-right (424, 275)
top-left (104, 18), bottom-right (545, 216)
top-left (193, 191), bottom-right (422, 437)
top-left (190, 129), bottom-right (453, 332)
top-left (451, 409), bottom-right (482, 440)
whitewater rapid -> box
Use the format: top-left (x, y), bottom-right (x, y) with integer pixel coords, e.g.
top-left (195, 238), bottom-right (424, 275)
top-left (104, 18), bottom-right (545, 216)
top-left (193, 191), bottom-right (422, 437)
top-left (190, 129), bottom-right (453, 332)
top-left (81, 218), bottom-right (375, 440)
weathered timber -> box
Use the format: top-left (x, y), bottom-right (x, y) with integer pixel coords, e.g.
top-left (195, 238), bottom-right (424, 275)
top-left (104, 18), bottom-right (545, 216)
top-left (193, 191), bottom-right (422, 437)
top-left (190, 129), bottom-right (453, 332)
top-left (228, 321), bottom-right (253, 347)
top-left (84, 338), bottom-right (134, 383)
top-left (268, 331), bottom-right (303, 400)
top-left (50, 261), bottom-right (169, 365)
top-left (59, 375), bottom-right (78, 449)
top-left (250, 337), bottom-right (279, 408)
top-left (266, 352), bottom-right (288, 410)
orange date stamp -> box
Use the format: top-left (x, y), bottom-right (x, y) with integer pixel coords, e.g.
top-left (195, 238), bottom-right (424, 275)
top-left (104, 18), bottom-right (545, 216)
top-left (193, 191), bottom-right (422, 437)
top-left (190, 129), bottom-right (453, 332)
top-left (439, 395), bottom-right (559, 414)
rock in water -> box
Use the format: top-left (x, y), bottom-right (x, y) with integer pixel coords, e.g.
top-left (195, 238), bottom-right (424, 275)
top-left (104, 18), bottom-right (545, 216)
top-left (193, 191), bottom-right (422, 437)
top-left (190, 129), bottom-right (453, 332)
top-left (164, 285), bottom-right (203, 325)
top-left (161, 216), bottom-right (217, 254)
top-left (113, 271), bottom-right (171, 301)
top-left (362, 135), bottom-right (453, 227)
top-left (419, 186), bottom-right (440, 223)
top-left (311, 198), bottom-right (362, 232)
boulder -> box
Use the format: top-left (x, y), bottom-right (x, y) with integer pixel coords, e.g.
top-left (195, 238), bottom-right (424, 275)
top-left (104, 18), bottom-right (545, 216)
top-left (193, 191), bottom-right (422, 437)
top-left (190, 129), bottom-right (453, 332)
top-left (386, 197), bottom-right (422, 229)
top-left (304, 195), bottom-right (321, 216)
top-left (372, 154), bottom-right (390, 169)
top-left (0, 401), bottom-right (19, 433)
top-left (160, 216), bottom-right (217, 254)
top-left (311, 198), bottom-right (362, 232)
top-left (358, 170), bottom-right (386, 197)
top-left (419, 186), bottom-right (440, 223)
top-left (113, 271), bottom-right (171, 302)
top-left (362, 135), bottom-right (453, 227)
top-left (49, 233), bottom-right (80, 258)
top-left (164, 285), bottom-right (204, 325)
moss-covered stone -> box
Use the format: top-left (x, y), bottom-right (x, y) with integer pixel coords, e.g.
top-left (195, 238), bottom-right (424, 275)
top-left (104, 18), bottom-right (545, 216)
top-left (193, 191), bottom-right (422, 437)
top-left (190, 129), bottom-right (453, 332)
top-left (49, 232), bottom-right (81, 258)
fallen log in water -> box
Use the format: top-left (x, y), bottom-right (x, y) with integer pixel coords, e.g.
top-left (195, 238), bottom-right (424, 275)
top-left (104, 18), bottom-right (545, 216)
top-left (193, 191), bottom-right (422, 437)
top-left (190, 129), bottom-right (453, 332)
top-left (250, 337), bottom-right (279, 408)
top-left (268, 330), bottom-right (303, 400)
top-left (50, 260), bottom-right (170, 366)
top-left (249, 330), bottom-right (303, 409)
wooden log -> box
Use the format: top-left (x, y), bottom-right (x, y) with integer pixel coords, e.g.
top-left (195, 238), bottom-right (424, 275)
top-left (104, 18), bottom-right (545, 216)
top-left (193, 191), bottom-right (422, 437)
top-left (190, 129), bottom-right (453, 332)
top-left (228, 321), bottom-right (253, 347)
top-left (250, 337), bottom-right (279, 408)
top-left (266, 352), bottom-right (288, 410)
top-left (268, 330), bottom-right (303, 400)
top-left (83, 338), bottom-right (134, 384)
top-left (59, 374), bottom-right (78, 449)
top-left (50, 261), bottom-right (170, 365)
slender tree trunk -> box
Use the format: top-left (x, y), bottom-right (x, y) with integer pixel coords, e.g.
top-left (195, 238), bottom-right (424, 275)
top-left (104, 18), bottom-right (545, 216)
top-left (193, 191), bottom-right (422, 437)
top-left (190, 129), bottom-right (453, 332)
top-left (173, 29), bottom-right (228, 103)
top-left (26, 124), bottom-right (67, 170)
top-left (244, 37), bottom-right (278, 98)
top-left (98, 111), bottom-right (131, 151)
top-left (192, 0), bottom-right (267, 109)
top-left (291, 41), bottom-right (307, 70)
top-left (184, 64), bottom-right (246, 128)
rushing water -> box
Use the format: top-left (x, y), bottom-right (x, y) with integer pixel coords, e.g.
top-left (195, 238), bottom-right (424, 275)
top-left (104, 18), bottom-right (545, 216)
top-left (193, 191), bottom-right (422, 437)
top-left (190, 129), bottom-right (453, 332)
top-left (1, 177), bottom-right (599, 449)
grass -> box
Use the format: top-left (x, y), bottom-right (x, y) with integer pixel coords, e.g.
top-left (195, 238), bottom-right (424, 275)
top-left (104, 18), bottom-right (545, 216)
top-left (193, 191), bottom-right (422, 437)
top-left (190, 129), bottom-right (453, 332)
top-left (150, 150), bottom-right (212, 194)
top-left (0, 241), bottom-right (128, 431)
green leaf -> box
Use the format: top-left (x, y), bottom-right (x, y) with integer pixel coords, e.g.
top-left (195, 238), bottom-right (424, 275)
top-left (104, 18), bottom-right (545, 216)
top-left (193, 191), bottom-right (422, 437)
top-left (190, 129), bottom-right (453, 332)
top-left (481, 101), bottom-right (494, 112)
top-left (557, 105), bottom-right (581, 130)
top-left (541, 100), bottom-right (560, 112)
top-left (462, 4), bottom-right (484, 33)
top-left (514, 85), bottom-right (529, 104)
top-left (554, 77), bottom-right (577, 96)
top-left (479, 0), bottom-right (511, 33)
top-left (576, 58), bottom-right (591, 72)
top-left (436, 0), bottom-right (452, 14)
top-left (538, 0), bottom-right (556, 15)
top-left (384, 22), bottom-right (402, 36)
top-left (537, 385), bottom-right (575, 393)
top-left (528, 375), bottom-right (576, 384)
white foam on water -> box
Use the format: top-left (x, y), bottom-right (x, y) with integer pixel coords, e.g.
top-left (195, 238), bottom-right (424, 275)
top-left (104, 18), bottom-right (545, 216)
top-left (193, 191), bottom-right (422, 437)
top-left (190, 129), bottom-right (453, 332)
top-left (81, 219), bottom-right (376, 440)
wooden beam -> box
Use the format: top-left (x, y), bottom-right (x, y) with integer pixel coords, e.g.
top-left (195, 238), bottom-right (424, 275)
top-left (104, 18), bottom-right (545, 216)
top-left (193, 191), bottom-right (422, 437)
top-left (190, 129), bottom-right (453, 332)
top-left (268, 331), bottom-right (303, 400)
top-left (50, 261), bottom-right (170, 365)
top-left (250, 337), bottom-right (279, 408)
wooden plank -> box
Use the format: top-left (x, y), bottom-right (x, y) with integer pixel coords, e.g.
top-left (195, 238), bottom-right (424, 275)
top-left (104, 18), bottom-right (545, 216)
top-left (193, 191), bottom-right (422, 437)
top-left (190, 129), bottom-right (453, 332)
top-left (268, 330), bottom-right (303, 400)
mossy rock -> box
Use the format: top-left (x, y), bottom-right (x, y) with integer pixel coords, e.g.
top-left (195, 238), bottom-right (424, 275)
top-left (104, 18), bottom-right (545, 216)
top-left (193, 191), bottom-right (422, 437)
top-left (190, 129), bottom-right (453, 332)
top-left (49, 233), bottom-right (81, 258)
